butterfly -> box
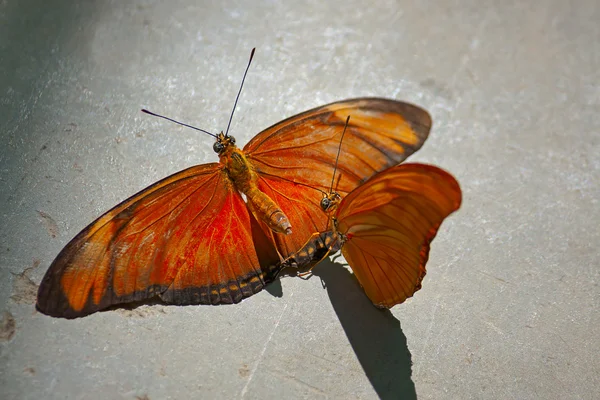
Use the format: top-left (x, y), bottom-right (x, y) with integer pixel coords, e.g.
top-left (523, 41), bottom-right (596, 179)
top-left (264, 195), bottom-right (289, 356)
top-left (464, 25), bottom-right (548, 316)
top-left (36, 49), bottom-right (432, 318)
top-left (279, 120), bottom-right (461, 308)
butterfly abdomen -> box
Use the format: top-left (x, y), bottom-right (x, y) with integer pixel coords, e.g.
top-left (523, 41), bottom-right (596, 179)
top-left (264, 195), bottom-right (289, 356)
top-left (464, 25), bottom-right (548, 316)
top-left (245, 188), bottom-right (292, 235)
top-left (278, 231), bottom-right (341, 274)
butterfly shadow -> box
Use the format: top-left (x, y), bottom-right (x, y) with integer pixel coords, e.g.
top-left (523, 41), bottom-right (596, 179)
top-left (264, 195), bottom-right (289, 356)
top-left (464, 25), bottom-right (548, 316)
top-left (310, 257), bottom-right (417, 400)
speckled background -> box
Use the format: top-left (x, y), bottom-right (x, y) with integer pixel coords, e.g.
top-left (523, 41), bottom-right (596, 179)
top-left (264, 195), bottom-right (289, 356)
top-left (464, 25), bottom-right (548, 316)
top-left (1, 1), bottom-right (598, 399)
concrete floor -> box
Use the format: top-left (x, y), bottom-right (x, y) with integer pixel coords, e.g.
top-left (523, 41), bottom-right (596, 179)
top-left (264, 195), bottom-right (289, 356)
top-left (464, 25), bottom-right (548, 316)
top-left (1, 1), bottom-right (598, 399)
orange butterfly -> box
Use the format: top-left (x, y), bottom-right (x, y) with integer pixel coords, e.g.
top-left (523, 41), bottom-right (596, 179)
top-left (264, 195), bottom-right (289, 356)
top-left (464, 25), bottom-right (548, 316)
top-left (280, 122), bottom-right (461, 307)
top-left (36, 49), bottom-right (432, 318)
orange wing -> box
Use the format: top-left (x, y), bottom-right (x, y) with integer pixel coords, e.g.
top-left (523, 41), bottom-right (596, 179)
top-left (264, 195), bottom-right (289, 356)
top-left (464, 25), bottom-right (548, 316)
top-left (335, 163), bottom-right (462, 308)
top-left (37, 164), bottom-right (280, 318)
top-left (245, 98), bottom-right (431, 258)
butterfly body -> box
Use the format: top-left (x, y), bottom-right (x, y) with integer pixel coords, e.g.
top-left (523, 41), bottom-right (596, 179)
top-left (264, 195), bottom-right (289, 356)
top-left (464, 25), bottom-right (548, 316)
top-left (216, 132), bottom-right (291, 235)
top-left (277, 231), bottom-right (340, 274)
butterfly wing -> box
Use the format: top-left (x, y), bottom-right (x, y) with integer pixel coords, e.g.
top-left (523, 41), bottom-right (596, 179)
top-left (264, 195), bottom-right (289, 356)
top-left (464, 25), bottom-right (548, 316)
top-left (37, 164), bottom-right (280, 318)
top-left (335, 163), bottom-right (462, 308)
top-left (245, 98), bottom-right (432, 258)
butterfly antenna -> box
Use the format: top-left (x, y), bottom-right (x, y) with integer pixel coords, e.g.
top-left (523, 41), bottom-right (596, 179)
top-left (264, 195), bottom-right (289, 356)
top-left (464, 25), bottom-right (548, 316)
top-left (141, 109), bottom-right (218, 138)
top-left (329, 115), bottom-right (351, 193)
top-left (225, 48), bottom-right (255, 137)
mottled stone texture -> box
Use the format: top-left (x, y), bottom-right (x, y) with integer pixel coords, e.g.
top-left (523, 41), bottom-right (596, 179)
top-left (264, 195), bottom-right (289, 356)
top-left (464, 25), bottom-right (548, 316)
top-left (1, 1), bottom-right (598, 399)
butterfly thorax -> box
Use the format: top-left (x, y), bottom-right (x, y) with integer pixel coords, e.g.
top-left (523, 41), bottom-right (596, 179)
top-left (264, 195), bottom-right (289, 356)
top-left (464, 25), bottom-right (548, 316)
top-left (216, 134), bottom-right (292, 235)
top-left (216, 138), bottom-right (254, 191)
top-left (332, 217), bottom-right (350, 245)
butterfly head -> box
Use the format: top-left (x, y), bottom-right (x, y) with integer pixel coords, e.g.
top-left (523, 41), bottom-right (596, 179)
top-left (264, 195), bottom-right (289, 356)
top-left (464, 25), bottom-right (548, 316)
top-left (320, 192), bottom-right (341, 213)
top-left (213, 132), bottom-right (237, 154)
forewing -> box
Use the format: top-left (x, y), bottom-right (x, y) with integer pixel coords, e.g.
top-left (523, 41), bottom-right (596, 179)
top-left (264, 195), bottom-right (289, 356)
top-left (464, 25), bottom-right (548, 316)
top-left (37, 164), bottom-right (280, 318)
top-left (245, 98), bottom-right (430, 195)
top-left (245, 98), bottom-right (431, 261)
top-left (336, 163), bottom-right (462, 308)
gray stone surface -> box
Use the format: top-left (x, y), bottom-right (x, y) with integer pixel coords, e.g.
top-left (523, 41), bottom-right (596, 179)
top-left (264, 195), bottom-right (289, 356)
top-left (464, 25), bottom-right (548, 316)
top-left (1, 1), bottom-right (598, 399)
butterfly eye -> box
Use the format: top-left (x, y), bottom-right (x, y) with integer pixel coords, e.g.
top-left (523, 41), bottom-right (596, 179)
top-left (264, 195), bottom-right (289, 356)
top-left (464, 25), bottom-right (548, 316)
top-left (320, 197), bottom-right (331, 211)
top-left (229, 136), bottom-right (236, 144)
top-left (213, 141), bottom-right (225, 154)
